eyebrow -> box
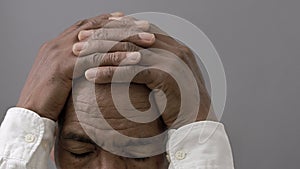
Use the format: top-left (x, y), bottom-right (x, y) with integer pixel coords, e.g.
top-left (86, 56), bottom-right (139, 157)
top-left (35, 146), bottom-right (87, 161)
top-left (62, 132), bottom-right (96, 145)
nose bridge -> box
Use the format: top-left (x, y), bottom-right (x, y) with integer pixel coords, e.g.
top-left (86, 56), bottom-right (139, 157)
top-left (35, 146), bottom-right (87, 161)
top-left (92, 149), bottom-right (126, 169)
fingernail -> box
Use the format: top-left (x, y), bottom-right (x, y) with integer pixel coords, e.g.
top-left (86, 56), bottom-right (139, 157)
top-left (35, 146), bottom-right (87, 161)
top-left (125, 52), bottom-right (141, 64)
top-left (134, 20), bottom-right (150, 30)
top-left (109, 16), bottom-right (123, 20)
top-left (85, 69), bottom-right (97, 80)
top-left (138, 32), bottom-right (155, 42)
top-left (78, 30), bottom-right (93, 41)
top-left (73, 42), bottom-right (87, 55)
top-left (110, 12), bottom-right (124, 17)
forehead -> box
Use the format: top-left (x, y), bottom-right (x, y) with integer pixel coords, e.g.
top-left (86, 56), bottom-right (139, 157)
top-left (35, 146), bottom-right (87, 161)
top-left (70, 79), bottom-right (154, 114)
top-left (60, 80), bottom-right (166, 157)
top-left (65, 80), bottom-right (163, 135)
top-left (62, 108), bottom-right (164, 138)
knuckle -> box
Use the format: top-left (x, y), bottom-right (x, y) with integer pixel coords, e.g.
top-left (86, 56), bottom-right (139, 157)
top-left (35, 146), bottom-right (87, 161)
top-left (94, 29), bottom-right (109, 40)
top-left (109, 19), bottom-right (128, 28)
top-left (113, 52), bottom-right (122, 63)
top-left (118, 51), bottom-right (127, 59)
top-left (141, 69), bottom-right (151, 80)
top-left (178, 46), bottom-right (192, 57)
top-left (92, 53), bottom-right (103, 66)
top-left (140, 69), bottom-right (154, 85)
top-left (180, 46), bottom-right (192, 54)
top-left (174, 49), bottom-right (186, 59)
top-left (75, 19), bottom-right (86, 27)
top-left (172, 45), bottom-right (194, 63)
top-left (126, 43), bottom-right (134, 51)
top-left (86, 20), bottom-right (95, 27)
top-left (92, 29), bottom-right (99, 39)
top-left (121, 42), bottom-right (128, 51)
top-left (105, 67), bottom-right (114, 79)
top-left (84, 19), bottom-right (98, 28)
top-left (102, 29), bottom-right (110, 40)
top-left (107, 52), bottom-right (119, 64)
top-left (143, 69), bottom-right (151, 77)
top-left (100, 20), bottom-right (110, 27)
top-left (124, 42), bottom-right (138, 52)
top-left (120, 19), bottom-right (130, 27)
top-left (94, 29), bottom-right (103, 39)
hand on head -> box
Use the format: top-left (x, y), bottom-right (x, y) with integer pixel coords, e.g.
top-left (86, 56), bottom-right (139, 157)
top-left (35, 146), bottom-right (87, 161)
top-left (74, 14), bottom-right (212, 128)
top-left (17, 11), bottom-right (212, 169)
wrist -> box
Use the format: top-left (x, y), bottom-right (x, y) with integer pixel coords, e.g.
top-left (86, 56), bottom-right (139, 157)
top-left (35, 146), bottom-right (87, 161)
top-left (17, 77), bottom-right (71, 122)
top-left (16, 102), bottom-right (57, 121)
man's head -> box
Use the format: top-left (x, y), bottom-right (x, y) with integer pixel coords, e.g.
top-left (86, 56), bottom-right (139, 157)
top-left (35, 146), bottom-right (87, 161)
top-left (54, 78), bottom-right (169, 169)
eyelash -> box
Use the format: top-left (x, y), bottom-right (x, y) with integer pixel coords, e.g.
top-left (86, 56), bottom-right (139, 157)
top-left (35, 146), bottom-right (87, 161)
top-left (69, 151), bottom-right (150, 161)
top-left (133, 157), bottom-right (150, 162)
top-left (70, 152), bottom-right (93, 159)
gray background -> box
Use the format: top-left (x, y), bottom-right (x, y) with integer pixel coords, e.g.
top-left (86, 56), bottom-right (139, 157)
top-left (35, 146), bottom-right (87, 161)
top-left (0, 0), bottom-right (299, 168)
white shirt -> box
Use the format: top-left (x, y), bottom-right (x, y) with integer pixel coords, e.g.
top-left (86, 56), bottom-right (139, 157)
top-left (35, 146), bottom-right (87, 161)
top-left (0, 107), bottom-right (234, 169)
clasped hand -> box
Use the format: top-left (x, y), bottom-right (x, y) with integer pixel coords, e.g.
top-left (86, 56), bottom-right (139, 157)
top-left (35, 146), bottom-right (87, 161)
top-left (17, 12), bottom-right (211, 128)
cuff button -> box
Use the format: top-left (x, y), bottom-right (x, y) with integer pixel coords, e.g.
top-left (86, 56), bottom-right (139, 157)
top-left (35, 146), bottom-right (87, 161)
top-left (24, 134), bottom-right (36, 143)
top-left (175, 150), bottom-right (186, 160)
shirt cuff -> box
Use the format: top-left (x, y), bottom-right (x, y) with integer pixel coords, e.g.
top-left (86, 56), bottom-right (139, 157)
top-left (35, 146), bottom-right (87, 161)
top-left (0, 107), bottom-right (56, 165)
top-left (167, 121), bottom-right (235, 169)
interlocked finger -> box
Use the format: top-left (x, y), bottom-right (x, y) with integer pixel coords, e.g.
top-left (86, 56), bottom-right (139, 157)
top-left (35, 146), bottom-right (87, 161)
top-left (74, 52), bottom-right (141, 77)
top-left (85, 65), bottom-right (147, 84)
top-left (92, 28), bottom-right (153, 42)
top-left (73, 40), bottom-right (143, 56)
top-left (103, 19), bottom-right (150, 31)
top-left (78, 20), bottom-right (150, 41)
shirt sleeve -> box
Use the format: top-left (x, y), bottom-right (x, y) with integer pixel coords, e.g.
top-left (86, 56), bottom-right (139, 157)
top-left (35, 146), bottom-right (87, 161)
top-left (167, 121), bottom-right (235, 169)
top-left (0, 108), bottom-right (56, 169)
top-left (0, 108), bottom-right (234, 169)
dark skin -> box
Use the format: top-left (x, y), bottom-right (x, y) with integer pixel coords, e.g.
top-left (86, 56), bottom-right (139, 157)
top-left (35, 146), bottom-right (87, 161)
top-left (16, 12), bottom-right (213, 169)
top-left (76, 16), bottom-right (214, 128)
top-left (55, 34), bottom-right (213, 168)
top-left (17, 12), bottom-right (155, 121)
top-left (55, 78), bottom-right (169, 169)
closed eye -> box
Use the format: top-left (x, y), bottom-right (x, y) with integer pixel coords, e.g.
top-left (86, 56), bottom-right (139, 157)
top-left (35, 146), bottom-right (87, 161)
top-left (133, 157), bottom-right (150, 162)
top-left (70, 151), bottom-right (94, 159)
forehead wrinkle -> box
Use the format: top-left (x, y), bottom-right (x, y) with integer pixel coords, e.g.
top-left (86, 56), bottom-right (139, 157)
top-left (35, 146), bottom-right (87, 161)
top-left (70, 103), bottom-right (155, 129)
top-left (71, 79), bottom-right (153, 112)
top-left (64, 110), bottom-right (164, 138)
top-left (63, 78), bottom-right (164, 138)
top-left (76, 119), bottom-right (162, 139)
top-left (64, 108), bottom-right (148, 131)
top-left (73, 98), bottom-right (154, 120)
top-left (73, 112), bottom-right (149, 132)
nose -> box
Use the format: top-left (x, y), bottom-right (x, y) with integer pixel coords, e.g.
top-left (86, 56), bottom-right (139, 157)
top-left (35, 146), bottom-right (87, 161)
top-left (91, 150), bottom-right (126, 169)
